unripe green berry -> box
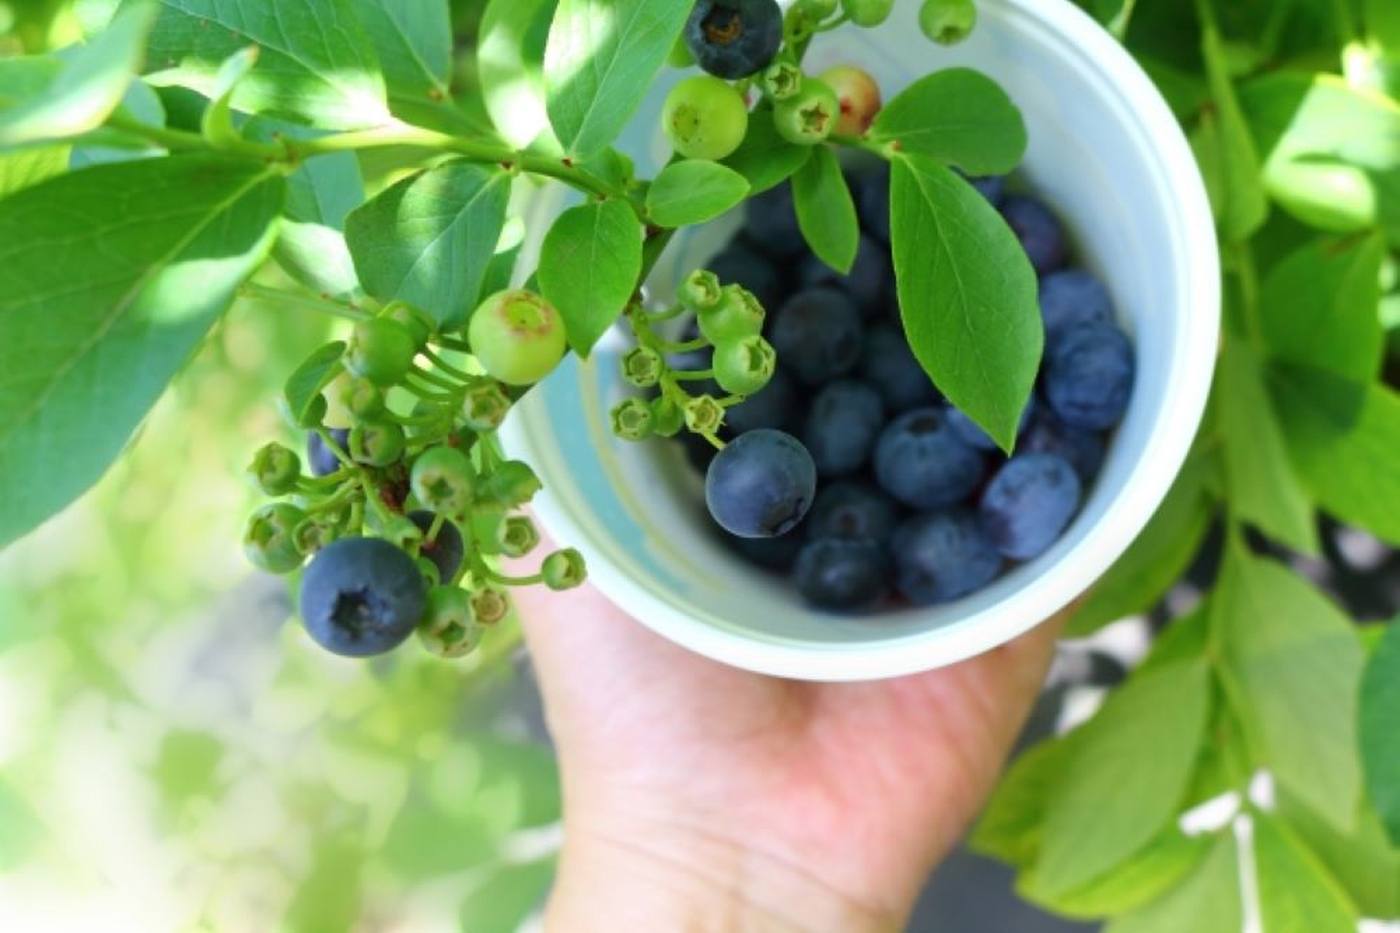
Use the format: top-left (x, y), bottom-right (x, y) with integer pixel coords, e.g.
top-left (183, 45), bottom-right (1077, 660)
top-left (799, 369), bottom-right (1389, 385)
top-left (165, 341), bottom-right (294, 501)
top-left (249, 442), bottom-right (301, 496)
top-left (293, 514), bottom-right (340, 555)
top-left (774, 78), bottom-right (840, 144)
top-left (350, 419), bottom-right (406, 467)
top-left (467, 290), bottom-right (567, 386)
top-left (714, 335), bottom-right (777, 396)
top-left (481, 460), bottom-right (542, 507)
top-left (684, 395), bottom-right (725, 435)
top-left (761, 62), bottom-right (803, 101)
top-left (650, 396), bottom-right (686, 437)
top-left (542, 548), bottom-right (587, 591)
top-left (496, 515), bottom-right (540, 558)
top-left (611, 397), bottom-right (655, 441)
top-left (662, 75), bottom-right (749, 161)
top-left (244, 503), bottom-right (307, 574)
top-left (470, 585), bottom-right (511, 626)
top-left (842, 0), bottom-right (895, 27)
top-left (678, 269), bottom-right (723, 312)
top-left (920, 0), bottom-right (976, 44)
top-left (699, 284), bottom-right (765, 343)
top-left (379, 300), bottom-right (434, 348)
top-left (799, 0), bottom-right (839, 17)
top-left (461, 381), bottom-right (512, 431)
top-left (417, 586), bottom-right (485, 658)
top-left (411, 446), bottom-right (475, 515)
top-left (341, 375), bottom-right (386, 420)
top-left (416, 557), bottom-right (443, 589)
top-left (346, 318), bottom-right (418, 387)
top-left (621, 346), bottom-right (663, 388)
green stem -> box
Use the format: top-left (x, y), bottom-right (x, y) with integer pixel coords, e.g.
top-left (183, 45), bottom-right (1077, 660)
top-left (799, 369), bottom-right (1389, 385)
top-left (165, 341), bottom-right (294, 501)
top-left (1231, 242), bottom-right (1263, 347)
top-left (700, 431), bottom-right (726, 451)
top-left (426, 511), bottom-right (447, 544)
top-left (407, 366), bottom-right (460, 392)
top-left (420, 347), bottom-right (477, 383)
top-left (435, 335), bottom-right (473, 354)
top-left (239, 282), bottom-right (370, 322)
top-left (484, 567), bottom-right (545, 587)
top-left (671, 368), bottom-right (714, 381)
top-left (315, 428), bottom-right (355, 469)
top-left (659, 337), bottom-right (707, 354)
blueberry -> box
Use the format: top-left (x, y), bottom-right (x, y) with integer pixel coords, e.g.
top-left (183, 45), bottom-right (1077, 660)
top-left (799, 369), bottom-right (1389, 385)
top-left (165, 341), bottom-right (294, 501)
top-left (709, 241), bottom-right (784, 312)
top-left (1001, 195), bottom-right (1068, 275)
top-left (1044, 323), bottom-right (1135, 430)
top-left (980, 454), bottom-right (1082, 561)
top-left (968, 174), bottom-right (1007, 206)
top-left (298, 537), bottom-right (426, 657)
top-left (892, 511), bottom-right (1003, 605)
top-left (684, 0), bottom-right (784, 80)
top-left (946, 397), bottom-right (1035, 452)
top-left (798, 233), bottom-right (889, 314)
top-left (874, 408), bottom-right (985, 509)
top-left (770, 288), bottom-right (864, 386)
top-left (1021, 412), bottom-right (1106, 483)
top-left (727, 530), bottom-right (804, 571)
top-left (807, 482), bottom-right (900, 547)
top-left (307, 428), bottom-right (350, 477)
top-left (857, 162), bottom-right (890, 241)
top-left (1040, 269), bottom-right (1113, 347)
top-left (706, 429), bottom-right (817, 537)
top-left (803, 379), bottom-right (885, 477)
top-left (745, 182), bottom-right (805, 258)
top-left (860, 323), bottom-right (940, 412)
top-left (407, 510), bottom-right (465, 582)
top-left (727, 366), bottom-right (798, 434)
top-left (794, 537), bottom-right (888, 610)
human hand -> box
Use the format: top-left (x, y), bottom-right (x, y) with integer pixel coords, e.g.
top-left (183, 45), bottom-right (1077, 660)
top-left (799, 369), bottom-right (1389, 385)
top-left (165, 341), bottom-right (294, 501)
top-left (515, 582), bottom-right (1067, 932)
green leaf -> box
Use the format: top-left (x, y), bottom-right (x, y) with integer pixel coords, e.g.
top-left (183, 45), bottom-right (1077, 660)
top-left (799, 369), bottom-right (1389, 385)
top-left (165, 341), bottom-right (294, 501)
top-left (348, 0), bottom-right (452, 102)
top-left (458, 858), bottom-right (556, 931)
top-left (646, 160), bottom-right (750, 228)
top-left (1105, 834), bottom-right (1242, 933)
top-left (1070, 452), bottom-right (1215, 635)
top-left (479, 0), bottom-right (558, 149)
top-left (0, 146), bottom-right (71, 196)
top-left (1019, 829), bottom-right (1209, 920)
top-left (720, 106), bottom-right (812, 195)
top-left (283, 830), bottom-right (365, 933)
top-left (0, 2), bottom-right (155, 146)
top-left (1214, 549), bottom-right (1365, 831)
top-left (285, 342), bottom-right (346, 426)
top-left (0, 155), bottom-right (282, 548)
top-left (1254, 814), bottom-right (1359, 932)
top-left (1260, 234), bottom-right (1384, 383)
top-left (141, 0), bottom-right (389, 130)
top-left (345, 160), bottom-right (510, 327)
top-left (890, 153), bottom-right (1040, 452)
top-left (1278, 789), bottom-right (1400, 919)
top-left (152, 728), bottom-right (225, 806)
top-left (1215, 342), bottom-right (1318, 554)
top-left (1190, 111), bottom-right (1228, 228)
top-left (1270, 366), bottom-right (1400, 545)
top-left (791, 146), bottom-right (859, 274)
top-left (537, 198), bottom-right (643, 355)
top-left (1035, 660), bottom-right (1211, 895)
top-left (1199, 18), bottom-right (1269, 242)
top-left (969, 735), bottom-right (1078, 869)
top-left (69, 78), bottom-right (166, 168)
top-left (543, 0), bottom-right (692, 157)
top-left (868, 68), bottom-right (1027, 176)
top-left (198, 46), bottom-right (258, 148)
top-left (0, 778), bottom-right (42, 870)
top-left (1361, 621), bottom-right (1400, 846)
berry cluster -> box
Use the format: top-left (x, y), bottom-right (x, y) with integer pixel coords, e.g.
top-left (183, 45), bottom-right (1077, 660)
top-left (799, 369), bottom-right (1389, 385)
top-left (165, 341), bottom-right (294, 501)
top-left (244, 292), bottom-right (586, 659)
top-left (655, 163), bottom-right (1136, 613)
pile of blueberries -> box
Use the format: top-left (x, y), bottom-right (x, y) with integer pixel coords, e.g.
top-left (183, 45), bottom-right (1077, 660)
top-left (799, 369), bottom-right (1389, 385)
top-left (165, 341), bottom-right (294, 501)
top-left (681, 163), bottom-right (1136, 612)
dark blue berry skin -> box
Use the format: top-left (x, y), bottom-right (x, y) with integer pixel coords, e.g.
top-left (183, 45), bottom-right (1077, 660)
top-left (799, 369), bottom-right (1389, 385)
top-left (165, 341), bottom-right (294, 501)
top-left (857, 163), bottom-right (891, 241)
top-left (969, 174), bottom-right (1007, 206)
top-left (1044, 323), bottom-right (1135, 430)
top-left (1001, 195), bottom-right (1068, 275)
top-left (807, 482), bottom-right (900, 548)
top-left (1021, 412), bottom-right (1106, 484)
top-left (770, 288), bottom-right (864, 386)
top-left (874, 408), bottom-right (985, 509)
top-left (706, 429), bottom-right (817, 537)
top-left (799, 233), bottom-right (889, 315)
top-left (299, 537), bottom-right (426, 657)
top-left (745, 183), bottom-right (804, 259)
top-left (727, 366), bottom-right (798, 434)
top-left (980, 454), bottom-right (1083, 561)
top-left (728, 530), bottom-right (804, 572)
top-left (946, 397), bottom-right (1035, 452)
top-left (803, 379), bottom-right (885, 477)
top-left (307, 428), bottom-right (350, 477)
top-left (408, 510), bottom-right (465, 582)
top-left (860, 323), bottom-right (940, 412)
top-left (709, 240), bottom-right (784, 312)
top-left (794, 537), bottom-right (888, 611)
top-left (685, 0), bottom-right (783, 80)
top-left (1040, 269), bottom-right (1113, 347)
top-left (892, 511), bottom-right (1003, 606)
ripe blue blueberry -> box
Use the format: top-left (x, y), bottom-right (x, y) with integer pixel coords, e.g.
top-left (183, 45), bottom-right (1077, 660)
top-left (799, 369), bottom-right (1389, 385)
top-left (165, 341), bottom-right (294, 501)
top-left (892, 511), bottom-right (1003, 605)
top-left (307, 428), bottom-right (350, 477)
top-left (857, 163), bottom-right (890, 241)
top-left (1021, 411), bottom-right (1106, 483)
top-left (802, 379), bottom-right (885, 477)
top-left (1001, 195), bottom-right (1068, 275)
top-left (1040, 269), bottom-right (1113, 347)
top-left (806, 482), bottom-right (900, 548)
top-left (1044, 323), bottom-right (1135, 430)
top-left (874, 408), bottom-right (985, 509)
top-left (980, 453), bottom-right (1082, 560)
top-left (946, 397), bottom-right (1035, 452)
top-left (726, 366), bottom-right (798, 434)
top-left (966, 173), bottom-right (1006, 206)
top-left (298, 537), bottom-right (426, 657)
top-left (408, 510), bottom-right (465, 583)
top-left (769, 288), bottom-right (864, 386)
top-left (794, 538), bottom-right (888, 610)
top-left (726, 530), bottom-right (805, 572)
top-left (860, 323), bottom-right (940, 412)
top-left (745, 183), bottom-right (805, 258)
top-left (799, 233), bottom-right (889, 315)
top-left (705, 429), bottom-right (817, 537)
top-left (685, 0), bottom-right (784, 80)
top-left (708, 241), bottom-right (784, 313)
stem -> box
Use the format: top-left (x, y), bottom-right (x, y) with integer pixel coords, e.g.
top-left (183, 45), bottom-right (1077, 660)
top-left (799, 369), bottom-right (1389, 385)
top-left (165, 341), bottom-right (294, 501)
top-left (659, 337), bottom-right (708, 354)
top-left (1231, 242), bottom-right (1263, 347)
top-left (484, 567), bottom-right (545, 587)
top-left (671, 368), bottom-right (714, 381)
top-left (436, 335), bottom-right (473, 354)
top-left (239, 282), bottom-right (370, 322)
top-left (420, 347), bottom-right (477, 383)
top-left (315, 428), bottom-right (355, 469)
top-left (426, 511), bottom-right (447, 544)
top-left (700, 431), bottom-right (726, 452)
top-left (407, 366), bottom-right (460, 392)
top-left (399, 382), bottom-right (456, 404)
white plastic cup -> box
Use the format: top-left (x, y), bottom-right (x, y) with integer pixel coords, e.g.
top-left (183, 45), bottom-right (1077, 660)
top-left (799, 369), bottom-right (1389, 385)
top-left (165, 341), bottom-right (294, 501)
top-left (501, 0), bottom-right (1220, 681)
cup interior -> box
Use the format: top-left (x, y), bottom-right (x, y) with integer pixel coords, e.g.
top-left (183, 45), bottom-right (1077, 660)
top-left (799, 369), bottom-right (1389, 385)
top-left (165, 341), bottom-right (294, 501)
top-left (502, 0), bottom-right (1219, 680)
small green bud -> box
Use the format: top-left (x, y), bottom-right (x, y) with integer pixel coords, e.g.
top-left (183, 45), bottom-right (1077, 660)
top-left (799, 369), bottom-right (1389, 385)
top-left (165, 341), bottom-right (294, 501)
top-left (470, 585), bottom-right (511, 626)
top-left (799, 0), bottom-right (839, 16)
top-left (496, 515), bottom-right (540, 558)
top-left (611, 397), bottom-right (655, 441)
top-left (244, 503), bottom-right (307, 574)
top-left (249, 442), bottom-right (301, 496)
top-left (417, 586), bottom-right (485, 658)
top-left (699, 284), bottom-right (765, 343)
top-left (341, 375), bottom-right (386, 420)
top-left (842, 0), bottom-right (895, 28)
top-left (919, 0), bottom-right (976, 45)
top-left (714, 335), bottom-right (777, 396)
top-left (621, 346), bottom-right (663, 388)
top-left (349, 419), bottom-right (406, 466)
top-left (346, 318), bottom-right (418, 387)
top-left (481, 460), bottom-right (542, 507)
top-left (678, 269), bottom-right (723, 313)
top-left (379, 300), bottom-right (434, 348)
top-left (292, 514), bottom-right (339, 555)
top-left (461, 381), bottom-right (512, 431)
top-left (650, 396), bottom-right (686, 437)
top-left (416, 557), bottom-right (443, 589)
top-left (773, 78), bottom-right (840, 145)
top-left (470, 507), bottom-right (508, 555)
top-left (410, 446), bottom-right (475, 515)
top-left (684, 395), bottom-right (725, 435)
top-left (761, 62), bottom-right (804, 101)
top-left (542, 548), bottom-right (587, 591)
